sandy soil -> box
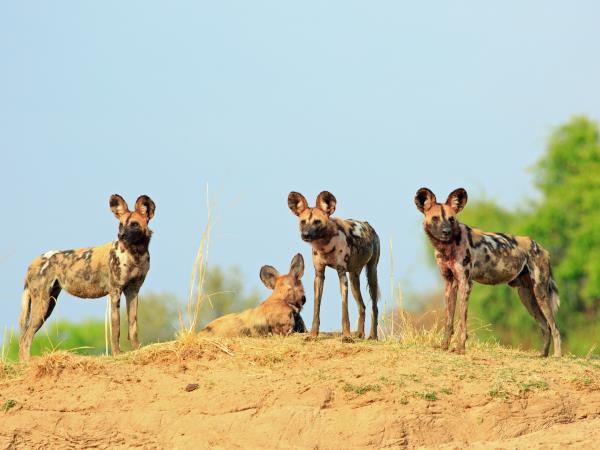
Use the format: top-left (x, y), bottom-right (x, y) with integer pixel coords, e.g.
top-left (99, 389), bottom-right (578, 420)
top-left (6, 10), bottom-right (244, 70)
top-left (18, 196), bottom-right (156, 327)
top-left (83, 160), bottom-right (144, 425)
top-left (1, 335), bottom-right (599, 449)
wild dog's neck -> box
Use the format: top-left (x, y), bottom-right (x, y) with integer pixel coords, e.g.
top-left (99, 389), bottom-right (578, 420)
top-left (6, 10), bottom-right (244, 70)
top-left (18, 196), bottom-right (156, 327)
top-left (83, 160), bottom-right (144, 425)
top-left (309, 220), bottom-right (338, 249)
top-left (424, 223), bottom-right (461, 258)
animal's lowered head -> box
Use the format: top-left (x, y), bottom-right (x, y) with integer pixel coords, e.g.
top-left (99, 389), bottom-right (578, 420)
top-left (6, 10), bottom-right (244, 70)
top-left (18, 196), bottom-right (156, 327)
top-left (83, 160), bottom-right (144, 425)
top-left (260, 253), bottom-right (306, 312)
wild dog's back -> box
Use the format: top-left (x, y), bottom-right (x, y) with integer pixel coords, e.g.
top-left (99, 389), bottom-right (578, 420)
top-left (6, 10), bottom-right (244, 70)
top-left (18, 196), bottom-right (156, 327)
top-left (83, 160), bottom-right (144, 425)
top-left (24, 244), bottom-right (114, 300)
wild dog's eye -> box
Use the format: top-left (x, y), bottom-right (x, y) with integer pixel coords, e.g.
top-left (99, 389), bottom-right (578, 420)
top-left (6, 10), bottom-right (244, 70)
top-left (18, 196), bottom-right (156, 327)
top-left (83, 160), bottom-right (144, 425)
top-left (131, 222), bottom-right (140, 228)
top-left (300, 220), bottom-right (306, 225)
top-left (431, 217), bottom-right (439, 223)
top-left (449, 217), bottom-right (455, 223)
top-left (314, 219), bottom-right (322, 225)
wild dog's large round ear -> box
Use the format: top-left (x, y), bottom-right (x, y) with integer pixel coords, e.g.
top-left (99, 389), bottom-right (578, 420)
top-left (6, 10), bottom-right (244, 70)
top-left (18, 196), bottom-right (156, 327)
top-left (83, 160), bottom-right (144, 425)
top-left (289, 253), bottom-right (305, 279)
top-left (135, 195), bottom-right (156, 220)
top-left (109, 194), bottom-right (130, 219)
top-left (288, 192), bottom-right (308, 216)
top-left (445, 188), bottom-right (468, 214)
top-left (414, 188), bottom-right (436, 213)
top-left (316, 191), bottom-right (336, 216)
top-left (260, 265), bottom-right (280, 290)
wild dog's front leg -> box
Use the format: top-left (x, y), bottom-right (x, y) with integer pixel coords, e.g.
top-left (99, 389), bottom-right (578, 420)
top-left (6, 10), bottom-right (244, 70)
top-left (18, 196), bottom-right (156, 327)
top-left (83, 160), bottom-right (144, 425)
top-left (109, 290), bottom-right (122, 355)
top-left (311, 267), bottom-right (325, 338)
top-left (441, 277), bottom-right (458, 351)
top-left (338, 269), bottom-right (353, 343)
top-left (124, 285), bottom-right (141, 350)
top-left (455, 276), bottom-right (472, 354)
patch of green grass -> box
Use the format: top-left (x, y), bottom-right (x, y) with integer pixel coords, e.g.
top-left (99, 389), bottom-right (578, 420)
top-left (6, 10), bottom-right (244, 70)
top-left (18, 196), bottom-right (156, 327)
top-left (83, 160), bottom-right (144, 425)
top-left (440, 387), bottom-right (453, 395)
top-left (343, 382), bottom-right (381, 395)
top-left (2, 399), bottom-right (16, 412)
top-left (398, 373), bottom-right (422, 383)
top-left (415, 391), bottom-right (438, 401)
top-left (489, 384), bottom-right (508, 399)
top-left (429, 366), bottom-right (444, 376)
top-left (518, 379), bottom-right (549, 395)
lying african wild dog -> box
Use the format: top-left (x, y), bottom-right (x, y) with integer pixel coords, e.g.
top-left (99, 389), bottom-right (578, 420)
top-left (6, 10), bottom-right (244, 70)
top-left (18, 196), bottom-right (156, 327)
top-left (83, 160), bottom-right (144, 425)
top-left (201, 254), bottom-right (306, 337)
top-left (415, 187), bottom-right (561, 357)
top-left (288, 191), bottom-right (380, 342)
top-left (19, 194), bottom-right (155, 361)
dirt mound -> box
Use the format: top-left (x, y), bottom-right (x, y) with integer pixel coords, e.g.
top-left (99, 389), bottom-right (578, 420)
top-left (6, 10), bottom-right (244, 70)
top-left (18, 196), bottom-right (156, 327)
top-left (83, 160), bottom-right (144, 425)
top-left (1, 336), bottom-right (600, 449)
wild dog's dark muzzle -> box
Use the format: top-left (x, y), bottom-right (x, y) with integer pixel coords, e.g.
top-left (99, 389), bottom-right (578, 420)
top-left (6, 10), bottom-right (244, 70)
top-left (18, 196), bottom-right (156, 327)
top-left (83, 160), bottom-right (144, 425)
top-left (301, 295), bottom-right (306, 305)
top-left (301, 226), bottom-right (328, 242)
top-left (119, 227), bottom-right (147, 245)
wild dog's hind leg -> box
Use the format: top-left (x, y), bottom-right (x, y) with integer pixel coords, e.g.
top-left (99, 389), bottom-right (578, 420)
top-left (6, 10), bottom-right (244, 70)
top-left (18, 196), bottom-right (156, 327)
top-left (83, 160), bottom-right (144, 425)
top-left (366, 256), bottom-right (379, 340)
top-left (349, 271), bottom-right (366, 339)
top-left (529, 263), bottom-right (562, 357)
top-left (442, 277), bottom-right (458, 351)
top-left (109, 290), bottom-right (122, 355)
top-left (510, 273), bottom-right (551, 357)
top-left (124, 285), bottom-right (141, 350)
top-left (338, 269), bottom-right (353, 343)
top-left (19, 281), bottom-right (61, 361)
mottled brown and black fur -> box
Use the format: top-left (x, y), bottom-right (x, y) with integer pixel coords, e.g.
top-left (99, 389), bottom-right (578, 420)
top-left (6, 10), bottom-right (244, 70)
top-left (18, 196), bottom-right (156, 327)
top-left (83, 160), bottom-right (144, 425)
top-left (19, 194), bottom-right (156, 360)
top-left (415, 187), bottom-right (561, 356)
top-left (288, 191), bottom-right (380, 342)
top-left (201, 254), bottom-right (306, 337)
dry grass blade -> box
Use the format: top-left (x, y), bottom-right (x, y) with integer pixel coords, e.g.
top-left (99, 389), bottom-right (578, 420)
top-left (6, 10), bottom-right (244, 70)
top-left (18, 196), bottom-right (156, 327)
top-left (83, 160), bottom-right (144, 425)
top-left (179, 185), bottom-right (213, 337)
top-left (200, 337), bottom-right (235, 356)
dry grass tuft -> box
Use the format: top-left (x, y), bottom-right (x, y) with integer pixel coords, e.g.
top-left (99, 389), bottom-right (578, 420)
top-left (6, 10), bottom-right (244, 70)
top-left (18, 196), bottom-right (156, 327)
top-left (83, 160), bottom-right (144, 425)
top-left (178, 186), bottom-right (213, 338)
top-left (130, 334), bottom-right (234, 365)
top-left (31, 351), bottom-right (103, 378)
top-left (0, 361), bottom-right (21, 381)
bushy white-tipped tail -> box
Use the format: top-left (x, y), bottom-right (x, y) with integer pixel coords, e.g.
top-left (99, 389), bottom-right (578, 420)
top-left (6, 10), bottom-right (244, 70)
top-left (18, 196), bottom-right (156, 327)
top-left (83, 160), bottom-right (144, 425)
top-left (20, 287), bottom-right (31, 332)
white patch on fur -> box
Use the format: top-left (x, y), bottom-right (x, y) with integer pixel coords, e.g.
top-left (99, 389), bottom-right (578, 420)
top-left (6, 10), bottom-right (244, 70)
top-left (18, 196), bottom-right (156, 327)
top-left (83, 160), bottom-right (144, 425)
top-left (483, 236), bottom-right (497, 249)
top-left (353, 223), bottom-right (364, 237)
top-left (42, 250), bottom-right (59, 259)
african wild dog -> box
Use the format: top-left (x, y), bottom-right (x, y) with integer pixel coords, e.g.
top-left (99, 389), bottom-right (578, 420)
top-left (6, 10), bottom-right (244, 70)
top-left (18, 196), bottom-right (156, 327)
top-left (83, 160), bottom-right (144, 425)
top-left (288, 191), bottom-right (380, 342)
top-left (201, 254), bottom-right (306, 337)
top-left (19, 194), bottom-right (155, 361)
top-left (415, 187), bottom-right (561, 356)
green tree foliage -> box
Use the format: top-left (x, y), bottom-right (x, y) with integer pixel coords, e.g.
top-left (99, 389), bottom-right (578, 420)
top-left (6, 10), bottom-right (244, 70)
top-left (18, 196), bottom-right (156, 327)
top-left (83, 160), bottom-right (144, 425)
top-left (430, 116), bottom-right (600, 355)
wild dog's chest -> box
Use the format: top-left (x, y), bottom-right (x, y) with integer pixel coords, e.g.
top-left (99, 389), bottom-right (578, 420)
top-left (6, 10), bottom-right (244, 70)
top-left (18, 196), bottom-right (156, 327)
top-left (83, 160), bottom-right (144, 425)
top-left (434, 245), bottom-right (467, 279)
top-left (312, 233), bottom-right (349, 269)
top-left (108, 242), bottom-right (150, 287)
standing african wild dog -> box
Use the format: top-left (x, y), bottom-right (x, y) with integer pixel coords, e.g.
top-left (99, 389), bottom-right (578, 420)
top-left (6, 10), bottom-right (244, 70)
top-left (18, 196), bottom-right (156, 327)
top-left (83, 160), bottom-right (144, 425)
top-left (201, 254), bottom-right (307, 337)
top-left (19, 194), bottom-right (156, 361)
top-left (414, 187), bottom-right (561, 356)
top-left (288, 191), bottom-right (380, 342)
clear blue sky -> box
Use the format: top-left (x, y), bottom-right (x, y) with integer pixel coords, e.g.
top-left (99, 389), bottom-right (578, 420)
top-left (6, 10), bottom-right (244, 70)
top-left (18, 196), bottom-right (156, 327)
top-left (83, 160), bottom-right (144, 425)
top-left (2, 2), bottom-right (600, 340)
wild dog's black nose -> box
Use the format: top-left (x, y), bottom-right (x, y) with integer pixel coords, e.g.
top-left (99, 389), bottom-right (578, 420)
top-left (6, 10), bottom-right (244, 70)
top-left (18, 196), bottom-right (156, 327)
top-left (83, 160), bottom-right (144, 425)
top-left (301, 295), bottom-right (306, 305)
top-left (301, 232), bottom-right (311, 240)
